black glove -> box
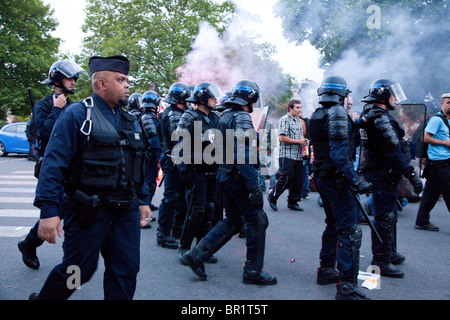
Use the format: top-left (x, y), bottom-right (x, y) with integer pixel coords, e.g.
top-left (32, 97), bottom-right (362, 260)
top-left (248, 186), bottom-right (263, 209)
top-left (407, 171), bottom-right (423, 195)
top-left (353, 180), bottom-right (372, 195)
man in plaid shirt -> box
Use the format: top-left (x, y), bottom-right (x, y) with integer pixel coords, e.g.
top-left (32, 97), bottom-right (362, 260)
top-left (267, 99), bottom-right (308, 211)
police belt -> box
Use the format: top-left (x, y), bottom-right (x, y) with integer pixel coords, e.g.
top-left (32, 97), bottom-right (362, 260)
top-left (69, 190), bottom-right (133, 208)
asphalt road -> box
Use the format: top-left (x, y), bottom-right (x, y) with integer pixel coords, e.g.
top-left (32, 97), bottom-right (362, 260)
top-left (0, 155), bottom-right (449, 303)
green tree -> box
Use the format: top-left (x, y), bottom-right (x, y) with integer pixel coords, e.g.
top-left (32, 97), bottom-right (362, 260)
top-left (274, 0), bottom-right (450, 103)
top-left (0, 0), bottom-right (60, 118)
top-left (77, 0), bottom-right (235, 97)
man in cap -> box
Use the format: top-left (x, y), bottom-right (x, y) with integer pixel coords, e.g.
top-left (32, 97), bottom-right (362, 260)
top-left (414, 93), bottom-right (450, 231)
top-left (18, 60), bottom-right (89, 270)
top-left (29, 55), bottom-right (151, 300)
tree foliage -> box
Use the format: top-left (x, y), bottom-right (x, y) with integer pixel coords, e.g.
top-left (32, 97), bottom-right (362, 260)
top-left (0, 0), bottom-right (60, 117)
top-left (274, 0), bottom-right (450, 103)
top-left (75, 0), bottom-right (235, 98)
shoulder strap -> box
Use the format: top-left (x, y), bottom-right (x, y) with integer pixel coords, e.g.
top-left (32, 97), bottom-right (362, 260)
top-left (80, 97), bottom-right (94, 136)
top-left (434, 112), bottom-right (450, 132)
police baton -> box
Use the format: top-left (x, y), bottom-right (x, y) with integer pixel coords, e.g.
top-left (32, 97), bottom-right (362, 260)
top-left (350, 189), bottom-right (383, 244)
top-left (27, 87), bottom-right (35, 110)
top-left (180, 185), bottom-right (196, 240)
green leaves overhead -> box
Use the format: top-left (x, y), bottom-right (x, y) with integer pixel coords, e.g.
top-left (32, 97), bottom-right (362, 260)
top-left (81, 0), bottom-right (235, 94)
top-left (0, 0), bottom-right (60, 116)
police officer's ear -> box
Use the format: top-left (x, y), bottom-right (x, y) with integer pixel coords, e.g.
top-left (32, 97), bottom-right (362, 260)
top-left (92, 72), bottom-right (108, 92)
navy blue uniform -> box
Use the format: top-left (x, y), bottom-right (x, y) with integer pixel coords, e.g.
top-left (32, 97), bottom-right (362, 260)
top-left (184, 105), bottom-right (276, 284)
top-left (175, 108), bottom-right (220, 253)
top-left (157, 105), bottom-right (187, 244)
top-left (139, 110), bottom-right (162, 207)
top-left (361, 104), bottom-right (416, 270)
top-left (33, 93), bottom-right (143, 300)
top-left (310, 105), bottom-right (364, 284)
top-left (19, 94), bottom-right (72, 265)
top-left (34, 93), bottom-right (72, 156)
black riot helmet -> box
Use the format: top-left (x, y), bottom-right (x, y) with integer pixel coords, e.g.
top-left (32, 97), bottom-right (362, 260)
top-left (41, 60), bottom-right (89, 94)
top-left (317, 76), bottom-right (350, 107)
top-left (186, 81), bottom-right (225, 108)
top-left (128, 93), bottom-right (142, 118)
top-left (225, 79), bottom-right (261, 108)
top-left (163, 82), bottom-right (191, 105)
top-left (141, 90), bottom-right (161, 113)
top-left (361, 78), bottom-right (407, 110)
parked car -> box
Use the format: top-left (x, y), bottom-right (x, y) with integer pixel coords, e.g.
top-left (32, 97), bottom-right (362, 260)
top-left (0, 122), bottom-right (32, 157)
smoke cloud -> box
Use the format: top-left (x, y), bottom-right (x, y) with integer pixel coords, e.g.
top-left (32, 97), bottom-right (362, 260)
top-left (323, 6), bottom-right (449, 114)
top-left (175, 4), bottom-right (289, 103)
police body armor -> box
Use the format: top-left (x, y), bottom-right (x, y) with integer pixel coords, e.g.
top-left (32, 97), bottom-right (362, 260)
top-left (160, 105), bottom-right (184, 155)
top-left (360, 104), bottom-right (410, 171)
top-left (139, 110), bottom-right (159, 151)
top-left (177, 108), bottom-right (220, 173)
top-left (309, 105), bottom-right (354, 172)
top-left (216, 106), bottom-right (257, 176)
top-left (65, 101), bottom-right (145, 199)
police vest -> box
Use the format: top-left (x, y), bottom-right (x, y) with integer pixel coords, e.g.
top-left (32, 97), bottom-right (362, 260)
top-left (66, 100), bottom-right (145, 195)
top-left (310, 106), bottom-right (356, 168)
top-left (216, 106), bottom-right (257, 175)
top-left (177, 108), bottom-right (220, 173)
top-left (309, 106), bottom-right (331, 166)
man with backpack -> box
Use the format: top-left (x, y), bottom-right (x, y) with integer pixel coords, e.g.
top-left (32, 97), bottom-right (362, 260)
top-left (415, 93), bottom-right (450, 231)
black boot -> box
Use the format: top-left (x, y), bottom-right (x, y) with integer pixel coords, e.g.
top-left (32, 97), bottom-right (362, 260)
top-left (391, 251), bottom-right (406, 265)
top-left (371, 255), bottom-right (404, 278)
top-left (156, 232), bottom-right (178, 249)
top-left (373, 213), bottom-right (404, 278)
top-left (335, 281), bottom-right (370, 300)
top-left (178, 246), bottom-right (189, 265)
top-left (183, 243), bottom-right (209, 280)
top-left (242, 265), bottom-right (277, 285)
top-left (317, 267), bottom-right (339, 285)
top-left (18, 240), bottom-right (40, 270)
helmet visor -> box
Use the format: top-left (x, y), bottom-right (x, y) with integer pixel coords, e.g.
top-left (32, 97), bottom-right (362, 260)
top-left (57, 60), bottom-right (89, 81)
top-left (206, 83), bottom-right (226, 101)
top-left (390, 82), bottom-right (407, 104)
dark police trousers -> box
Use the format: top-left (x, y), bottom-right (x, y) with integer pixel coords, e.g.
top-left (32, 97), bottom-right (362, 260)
top-left (157, 154), bottom-right (186, 236)
top-left (36, 196), bottom-right (140, 300)
top-left (314, 174), bottom-right (359, 281)
top-left (364, 170), bottom-right (400, 256)
top-left (201, 174), bottom-right (260, 262)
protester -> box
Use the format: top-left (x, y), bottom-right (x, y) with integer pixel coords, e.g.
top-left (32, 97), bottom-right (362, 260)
top-left (415, 92), bottom-right (450, 231)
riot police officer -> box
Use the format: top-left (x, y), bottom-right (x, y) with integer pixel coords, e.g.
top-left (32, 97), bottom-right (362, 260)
top-left (157, 82), bottom-right (191, 248)
top-left (139, 90), bottom-right (162, 227)
top-left (18, 60), bottom-right (88, 270)
top-left (174, 81), bottom-right (223, 264)
top-left (183, 80), bottom-right (277, 285)
top-left (128, 92), bottom-right (143, 119)
top-left (309, 76), bottom-right (371, 300)
top-left (360, 79), bottom-right (423, 278)
top-left (29, 55), bottom-right (151, 300)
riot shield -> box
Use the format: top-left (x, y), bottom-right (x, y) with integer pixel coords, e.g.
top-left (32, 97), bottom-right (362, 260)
top-left (392, 103), bottom-right (428, 201)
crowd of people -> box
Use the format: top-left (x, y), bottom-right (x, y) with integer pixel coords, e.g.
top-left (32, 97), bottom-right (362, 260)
top-left (16, 55), bottom-right (449, 300)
